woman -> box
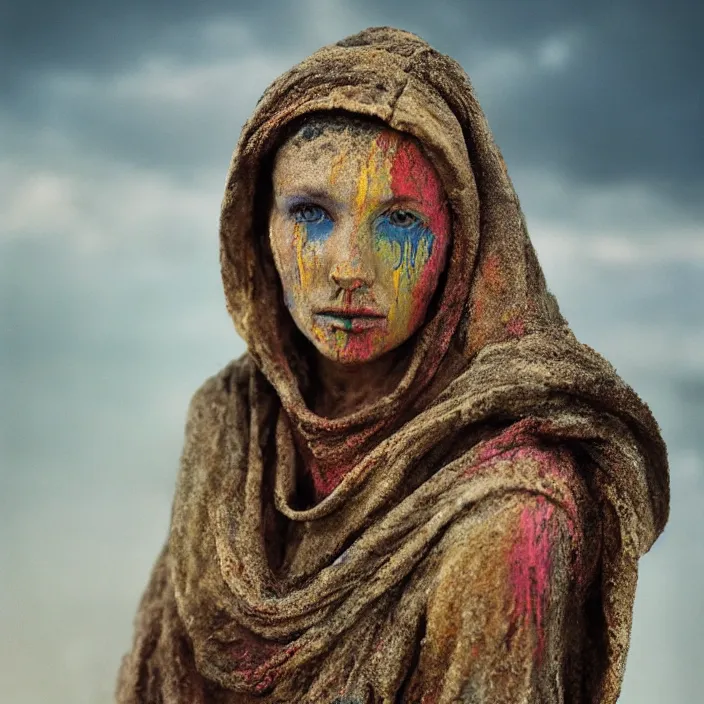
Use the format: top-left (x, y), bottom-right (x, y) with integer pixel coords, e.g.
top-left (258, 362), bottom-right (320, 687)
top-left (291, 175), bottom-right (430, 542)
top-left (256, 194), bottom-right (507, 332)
top-left (116, 27), bottom-right (669, 703)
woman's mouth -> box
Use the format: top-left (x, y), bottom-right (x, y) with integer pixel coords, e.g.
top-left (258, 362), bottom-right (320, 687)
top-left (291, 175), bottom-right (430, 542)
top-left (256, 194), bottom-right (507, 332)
top-left (314, 308), bottom-right (387, 333)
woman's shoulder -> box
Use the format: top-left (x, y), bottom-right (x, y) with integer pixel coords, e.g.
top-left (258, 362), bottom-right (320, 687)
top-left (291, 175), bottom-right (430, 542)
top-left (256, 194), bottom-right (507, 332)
top-left (190, 353), bottom-right (253, 403)
top-left (184, 353), bottom-right (254, 431)
top-left (173, 355), bottom-right (255, 495)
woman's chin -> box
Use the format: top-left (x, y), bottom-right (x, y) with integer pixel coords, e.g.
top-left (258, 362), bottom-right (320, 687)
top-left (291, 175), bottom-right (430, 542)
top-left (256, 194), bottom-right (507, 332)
top-left (313, 337), bottom-right (387, 367)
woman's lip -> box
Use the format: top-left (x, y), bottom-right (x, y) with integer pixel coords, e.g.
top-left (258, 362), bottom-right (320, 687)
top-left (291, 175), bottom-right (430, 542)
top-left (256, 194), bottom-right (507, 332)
top-left (316, 308), bottom-right (385, 318)
top-left (314, 312), bottom-right (387, 332)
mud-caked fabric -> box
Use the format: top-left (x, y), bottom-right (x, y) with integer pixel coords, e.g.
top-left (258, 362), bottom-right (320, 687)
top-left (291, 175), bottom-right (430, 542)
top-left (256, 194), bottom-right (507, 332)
top-left (116, 26), bottom-right (669, 704)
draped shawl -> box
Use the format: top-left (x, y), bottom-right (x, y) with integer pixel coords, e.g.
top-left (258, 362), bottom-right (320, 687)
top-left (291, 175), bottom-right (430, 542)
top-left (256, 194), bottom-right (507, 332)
top-left (116, 26), bottom-right (669, 704)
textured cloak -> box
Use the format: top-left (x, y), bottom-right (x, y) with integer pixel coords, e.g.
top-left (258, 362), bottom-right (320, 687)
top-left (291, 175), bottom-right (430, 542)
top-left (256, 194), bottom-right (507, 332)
top-left (116, 26), bottom-right (669, 704)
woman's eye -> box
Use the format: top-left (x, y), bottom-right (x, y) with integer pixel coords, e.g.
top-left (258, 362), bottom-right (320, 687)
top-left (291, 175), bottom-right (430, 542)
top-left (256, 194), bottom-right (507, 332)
top-left (387, 209), bottom-right (421, 228)
top-left (292, 205), bottom-right (327, 224)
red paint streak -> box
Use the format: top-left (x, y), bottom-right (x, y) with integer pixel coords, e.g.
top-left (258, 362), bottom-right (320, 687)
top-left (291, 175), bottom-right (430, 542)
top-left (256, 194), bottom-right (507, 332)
top-left (230, 637), bottom-right (281, 671)
top-left (343, 432), bottom-right (370, 450)
top-left (481, 254), bottom-right (503, 292)
top-left (381, 136), bottom-right (449, 237)
top-left (377, 133), bottom-right (451, 332)
top-left (228, 637), bottom-right (299, 692)
top-left (505, 316), bottom-right (525, 338)
top-left (305, 455), bottom-right (355, 501)
top-left (305, 419), bottom-right (389, 498)
top-left (509, 496), bottom-right (555, 664)
top-left (340, 327), bottom-right (381, 363)
top-left (461, 418), bottom-right (584, 581)
top-left (470, 418), bottom-right (556, 466)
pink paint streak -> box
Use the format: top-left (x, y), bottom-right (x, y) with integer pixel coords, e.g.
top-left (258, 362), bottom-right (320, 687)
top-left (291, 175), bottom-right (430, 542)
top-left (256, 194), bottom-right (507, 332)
top-left (461, 418), bottom-right (585, 584)
top-left (341, 326), bottom-right (384, 363)
top-left (505, 316), bottom-right (525, 338)
top-left (508, 496), bottom-right (556, 664)
top-left (228, 636), bottom-right (299, 693)
top-left (305, 455), bottom-right (356, 501)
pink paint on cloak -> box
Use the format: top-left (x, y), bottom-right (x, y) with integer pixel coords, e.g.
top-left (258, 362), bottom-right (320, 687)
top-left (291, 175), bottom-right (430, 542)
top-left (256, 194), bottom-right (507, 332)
top-left (229, 637), bottom-right (299, 693)
top-left (508, 496), bottom-right (556, 664)
top-left (505, 316), bottom-right (525, 338)
top-left (306, 455), bottom-right (356, 501)
top-left (461, 418), bottom-right (585, 583)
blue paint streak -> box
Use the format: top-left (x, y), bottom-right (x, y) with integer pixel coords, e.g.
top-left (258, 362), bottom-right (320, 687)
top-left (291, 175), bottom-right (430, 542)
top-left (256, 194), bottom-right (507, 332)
top-left (302, 215), bottom-right (334, 242)
top-left (290, 202), bottom-right (334, 242)
top-left (375, 214), bottom-right (435, 274)
top-left (286, 203), bottom-right (434, 275)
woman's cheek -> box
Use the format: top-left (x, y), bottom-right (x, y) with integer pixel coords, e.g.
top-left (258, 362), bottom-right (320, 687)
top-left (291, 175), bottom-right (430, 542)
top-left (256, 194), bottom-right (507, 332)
top-left (408, 238), bottom-right (447, 331)
top-left (380, 235), bottom-right (435, 336)
top-left (374, 239), bottom-right (402, 302)
top-left (292, 222), bottom-right (312, 291)
top-left (291, 224), bottom-right (328, 298)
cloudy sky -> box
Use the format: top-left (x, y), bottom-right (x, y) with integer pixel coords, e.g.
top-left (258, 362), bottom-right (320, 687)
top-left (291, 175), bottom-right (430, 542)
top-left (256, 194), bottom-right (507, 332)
top-left (1, 1), bottom-right (702, 702)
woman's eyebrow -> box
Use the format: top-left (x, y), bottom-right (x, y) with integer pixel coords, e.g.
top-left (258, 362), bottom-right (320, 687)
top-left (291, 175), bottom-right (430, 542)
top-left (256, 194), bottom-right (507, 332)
top-left (278, 189), bottom-right (343, 210)
top-left (277, 189), bottom-right (426, 210)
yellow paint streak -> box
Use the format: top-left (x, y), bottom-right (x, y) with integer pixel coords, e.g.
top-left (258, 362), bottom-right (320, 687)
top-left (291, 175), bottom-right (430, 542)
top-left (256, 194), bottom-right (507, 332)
top-left (391, 241), bottom-right (417, 330)
top-left (294, 222), bottom-right (308, 288)
top-left (355, 155), bottom-right (369, 215)
top-left (311, 322), bottom-right (326, 343)
top-left (390, 280), bottom-right (405, 329)
top-left (353, 139), bottom-right (392, 228)
top-left (329, 149), bottom-right (347, 186)
top-left (334, 329), bottom-right (347, 351)
top-left (392, 265), bottom-right (402, 302)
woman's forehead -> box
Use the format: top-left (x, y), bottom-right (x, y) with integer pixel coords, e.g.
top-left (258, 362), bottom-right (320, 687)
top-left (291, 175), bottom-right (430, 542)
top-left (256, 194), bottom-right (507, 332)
top-left (276, 127), bottom-right (389, 166)
top-left (272, 128), bottom-right (441, 201)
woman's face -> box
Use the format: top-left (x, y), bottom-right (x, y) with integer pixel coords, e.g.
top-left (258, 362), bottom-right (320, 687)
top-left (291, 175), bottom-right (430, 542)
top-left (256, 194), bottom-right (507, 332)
top-left (269, 125), bottom-right (451, 366)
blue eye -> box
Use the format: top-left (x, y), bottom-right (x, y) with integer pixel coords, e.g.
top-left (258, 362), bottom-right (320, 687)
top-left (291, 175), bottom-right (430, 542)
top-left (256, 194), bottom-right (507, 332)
top-left (292, 204), bottom-right (327, 224)
top-left (291, 203), bottom-right (334, 242)
top-left (387, 209), bottom-right (421, 228)
top-left (375, 209), bottom-right (434, 273)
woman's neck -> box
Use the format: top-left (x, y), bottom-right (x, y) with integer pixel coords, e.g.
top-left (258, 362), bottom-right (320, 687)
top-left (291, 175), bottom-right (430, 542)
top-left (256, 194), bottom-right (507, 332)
top-left (312, 347), bottom-right (408, 419)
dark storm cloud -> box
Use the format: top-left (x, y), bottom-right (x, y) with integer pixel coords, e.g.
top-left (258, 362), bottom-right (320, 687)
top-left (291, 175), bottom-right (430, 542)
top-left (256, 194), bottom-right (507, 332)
top-left (470, 3), bottom-right (704, 203)
top-left (0, 0), bottom-right (599, 76)
top-left (2, 4), bottom-right (701, 702)
top-left (3, 0), bottom-right (702, 203)
top-left (0, 0), bottom-right (299, 83)
top-left (369, 0), bottom-right (704, 200)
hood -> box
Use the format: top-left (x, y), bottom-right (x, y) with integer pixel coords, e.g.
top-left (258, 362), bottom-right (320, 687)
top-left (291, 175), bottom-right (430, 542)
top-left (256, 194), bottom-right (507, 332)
top-left (218, 25), bottom-right (667, 540)
top-left (219, 26), bottom-right (564, 428)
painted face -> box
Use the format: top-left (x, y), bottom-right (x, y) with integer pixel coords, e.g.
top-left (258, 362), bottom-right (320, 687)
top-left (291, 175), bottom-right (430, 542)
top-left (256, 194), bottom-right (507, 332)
top-left (268, 126), bottom-right (451, 365)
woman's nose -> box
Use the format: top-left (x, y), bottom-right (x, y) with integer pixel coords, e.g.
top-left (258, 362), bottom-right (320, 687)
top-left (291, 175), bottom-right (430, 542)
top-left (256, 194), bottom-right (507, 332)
top-left (328, 227), bottom-right (375, 291)
top-left (330, 260), bottom-right (372, 290)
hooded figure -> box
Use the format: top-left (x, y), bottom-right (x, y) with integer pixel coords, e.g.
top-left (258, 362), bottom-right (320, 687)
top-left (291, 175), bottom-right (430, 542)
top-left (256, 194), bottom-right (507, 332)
top-left (116, 27), bottom-right (669, 704)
